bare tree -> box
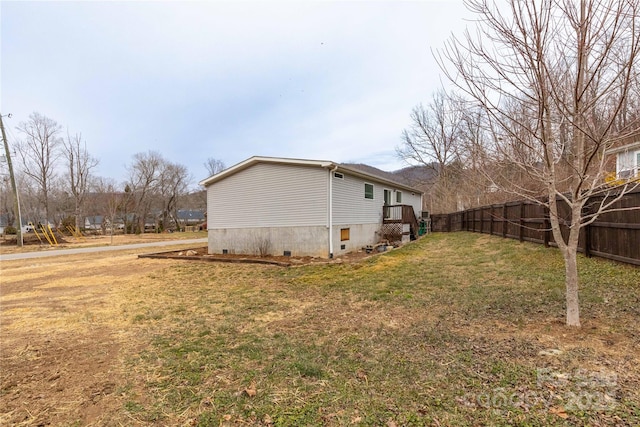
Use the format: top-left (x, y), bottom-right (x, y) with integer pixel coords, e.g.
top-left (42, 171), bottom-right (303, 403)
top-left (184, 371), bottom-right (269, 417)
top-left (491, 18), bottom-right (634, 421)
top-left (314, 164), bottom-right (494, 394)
top-left (204, 158), bottom-right (226, 176)
top-left (126, 151), bottom-right (163, 234)
top-left (93, 176), bottom-right (122, 244)
top-left (62, 131), bottom-right (99, 230)
top-left (397, 90), bottom-right (466, 213)
top-left (439, 0), bottom-right (640, 326)
top-left (157, 161), bottom-right (191, 231)
top-left (16, 112), bottom-right (62, 223)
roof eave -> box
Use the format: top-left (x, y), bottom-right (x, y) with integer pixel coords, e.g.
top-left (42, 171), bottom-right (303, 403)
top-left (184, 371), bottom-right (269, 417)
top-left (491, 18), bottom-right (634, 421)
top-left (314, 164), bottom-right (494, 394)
top-left (199, 156), bottom-right (423, 195)
top-left (199, 156), bottom-right (335, 187)
top-left (606, 140), bottom-right (640, 155)
top-left (335, 164), bottom-right (423, 194)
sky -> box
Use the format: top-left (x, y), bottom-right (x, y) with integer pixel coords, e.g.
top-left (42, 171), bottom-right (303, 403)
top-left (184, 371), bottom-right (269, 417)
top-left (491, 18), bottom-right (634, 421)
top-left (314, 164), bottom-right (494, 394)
top-left (1, 0), bottom-right (472, 189)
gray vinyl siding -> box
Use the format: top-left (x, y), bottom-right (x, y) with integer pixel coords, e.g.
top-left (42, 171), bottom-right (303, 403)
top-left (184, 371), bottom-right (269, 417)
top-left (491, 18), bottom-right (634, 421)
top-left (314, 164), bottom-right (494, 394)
top-left (207, 163), bottom-right (328, 228)
top-left (332, 173), bottom-right (381, 224)
top-left (404, 191), bottom-right (423, 219)
top-left (332, 172), bottom-right (422, 225)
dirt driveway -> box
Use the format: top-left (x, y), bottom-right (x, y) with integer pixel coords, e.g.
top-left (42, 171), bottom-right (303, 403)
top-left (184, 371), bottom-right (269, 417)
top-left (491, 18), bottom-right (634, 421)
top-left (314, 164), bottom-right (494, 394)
top-left (0, 243), bottom-right (199, 426)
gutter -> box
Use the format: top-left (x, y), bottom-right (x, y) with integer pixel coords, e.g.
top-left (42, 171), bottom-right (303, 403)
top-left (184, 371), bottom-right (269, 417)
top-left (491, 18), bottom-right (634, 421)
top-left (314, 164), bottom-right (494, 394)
top-left (328, 164), bottom-right (338, 258)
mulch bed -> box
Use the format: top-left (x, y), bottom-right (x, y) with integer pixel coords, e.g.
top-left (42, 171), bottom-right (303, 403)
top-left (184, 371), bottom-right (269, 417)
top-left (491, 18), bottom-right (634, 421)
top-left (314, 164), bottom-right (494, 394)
top-left (138, 246), bottom-right (375, 267)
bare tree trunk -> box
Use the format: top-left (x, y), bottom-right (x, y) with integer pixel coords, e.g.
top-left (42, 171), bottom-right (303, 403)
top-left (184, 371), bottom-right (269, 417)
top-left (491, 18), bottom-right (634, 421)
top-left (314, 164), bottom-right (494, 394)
top-left (563, 245), bottom-right (580, 327)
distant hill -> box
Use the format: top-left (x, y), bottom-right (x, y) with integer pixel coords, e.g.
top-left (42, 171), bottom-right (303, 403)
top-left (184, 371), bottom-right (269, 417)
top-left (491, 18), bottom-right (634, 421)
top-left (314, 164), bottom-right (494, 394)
top-left (341, 162), bottom-right (438, 189)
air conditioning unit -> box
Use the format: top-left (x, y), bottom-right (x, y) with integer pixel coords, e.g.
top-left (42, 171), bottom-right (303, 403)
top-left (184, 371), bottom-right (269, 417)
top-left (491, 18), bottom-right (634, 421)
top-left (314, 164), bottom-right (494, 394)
top-left (618, 169), bottom-right (633, 179)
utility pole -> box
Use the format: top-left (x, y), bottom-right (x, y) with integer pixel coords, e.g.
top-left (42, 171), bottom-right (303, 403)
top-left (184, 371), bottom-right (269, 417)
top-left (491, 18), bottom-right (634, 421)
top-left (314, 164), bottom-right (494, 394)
top-left (0, 113), bottom-right (23, 247)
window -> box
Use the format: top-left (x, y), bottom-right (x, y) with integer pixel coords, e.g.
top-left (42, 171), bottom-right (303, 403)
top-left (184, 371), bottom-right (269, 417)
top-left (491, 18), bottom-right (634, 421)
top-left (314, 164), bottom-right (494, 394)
top-left (333, 172), bottom-right (344, 179)
top-left (364, 183), bottom-right (374, 199)
top-left (340, 228), bottom-right (350, 241)
top-left (396, 191), bottom-right (402, 203)
top-left (617, 149), bottom-right (640, 179)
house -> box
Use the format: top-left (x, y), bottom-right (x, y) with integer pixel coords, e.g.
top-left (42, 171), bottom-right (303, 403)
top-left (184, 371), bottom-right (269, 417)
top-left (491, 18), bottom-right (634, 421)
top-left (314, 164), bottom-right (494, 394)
top-left (176, 209), bottom-right (206, 227)
top-left (0, 213), bottom-right (8, 235)
top-left (199, 156), bottom-right (424, 258)
top-left (84, 215), bottom-right (105, 231)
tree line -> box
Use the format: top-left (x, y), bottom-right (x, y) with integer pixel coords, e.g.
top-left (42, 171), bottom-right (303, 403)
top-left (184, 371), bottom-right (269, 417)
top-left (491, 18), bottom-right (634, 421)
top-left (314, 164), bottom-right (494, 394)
top-left (0, 112), bottom-right (226, 235)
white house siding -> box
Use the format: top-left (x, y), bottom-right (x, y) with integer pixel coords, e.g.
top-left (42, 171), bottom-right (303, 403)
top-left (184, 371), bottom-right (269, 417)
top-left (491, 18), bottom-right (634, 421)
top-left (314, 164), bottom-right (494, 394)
top-left (332, 173), bottom-right (422, 224)
top-left (332, 172), bottom-right (381, 224)
top-left (206, 162), bottom-right (329, 257)
top-left (404, 192), bottom-right (423, 220)
top-left (207, 163), bottom-right (328, 228)
top-left (330, 171), bottom-right (423, 255)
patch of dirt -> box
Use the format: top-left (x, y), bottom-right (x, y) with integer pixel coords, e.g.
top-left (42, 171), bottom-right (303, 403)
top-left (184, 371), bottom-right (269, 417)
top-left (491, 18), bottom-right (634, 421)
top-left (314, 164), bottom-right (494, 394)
top-left (139, 246), bottom-right (377, 266)
top-left (1, 329), bottom-right (121, 426)
top-left (0, 255), bottom-right (176, 426)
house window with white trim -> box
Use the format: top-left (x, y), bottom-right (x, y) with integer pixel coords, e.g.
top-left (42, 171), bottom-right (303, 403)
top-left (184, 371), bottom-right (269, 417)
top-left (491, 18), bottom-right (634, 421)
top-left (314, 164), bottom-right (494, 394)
top-left (364, 183), bottom-right (374, 199)
top-left (617, 148), bottom-right (640, 179)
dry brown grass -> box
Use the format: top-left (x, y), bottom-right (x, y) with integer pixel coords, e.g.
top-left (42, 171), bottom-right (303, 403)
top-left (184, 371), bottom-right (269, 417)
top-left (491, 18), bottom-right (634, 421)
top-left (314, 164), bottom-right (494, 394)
top-left (0, 241), bottom-right (208, 426)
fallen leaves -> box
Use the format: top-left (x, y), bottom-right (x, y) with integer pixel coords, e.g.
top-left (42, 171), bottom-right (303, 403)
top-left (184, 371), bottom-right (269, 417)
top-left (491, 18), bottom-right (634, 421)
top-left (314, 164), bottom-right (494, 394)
top-left (549, 406), bottom-right (568, 419)
top-left (243, 381), bottom-right (257, 397)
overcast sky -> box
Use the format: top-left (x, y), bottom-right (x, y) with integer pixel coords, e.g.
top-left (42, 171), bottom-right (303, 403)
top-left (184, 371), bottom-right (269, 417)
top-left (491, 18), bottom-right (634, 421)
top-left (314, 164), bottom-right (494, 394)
top-left (1, 0), bottom-right (472, 188)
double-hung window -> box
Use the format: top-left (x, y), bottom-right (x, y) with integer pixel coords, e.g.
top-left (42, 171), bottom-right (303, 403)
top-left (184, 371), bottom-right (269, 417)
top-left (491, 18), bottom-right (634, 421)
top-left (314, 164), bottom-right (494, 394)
top-left (364, 183), bottom-right (374, 199)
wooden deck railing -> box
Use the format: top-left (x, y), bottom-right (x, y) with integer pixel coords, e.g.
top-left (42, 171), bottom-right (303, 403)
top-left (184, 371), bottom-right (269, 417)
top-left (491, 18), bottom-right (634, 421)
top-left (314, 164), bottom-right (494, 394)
top-left (382, 204), bottom-right (420, 241)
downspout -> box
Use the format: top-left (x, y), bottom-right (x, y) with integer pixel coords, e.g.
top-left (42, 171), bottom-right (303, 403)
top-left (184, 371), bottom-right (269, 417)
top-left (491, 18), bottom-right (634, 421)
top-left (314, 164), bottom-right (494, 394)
top-left (328, 164), bottom-right (338, 258)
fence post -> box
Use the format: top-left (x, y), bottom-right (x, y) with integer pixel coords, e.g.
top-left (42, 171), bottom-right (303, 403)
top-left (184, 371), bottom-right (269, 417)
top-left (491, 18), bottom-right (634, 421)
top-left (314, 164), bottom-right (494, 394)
top-left (519, 202), bottom-right (525, 242)
top-left (543, 206), bottom-right (550, 248)
top-left (584, 223), bottom-right (592, 258)
top-left (502, 204), bottom-right (507, 238)
top-left (582, 204), bottom-right (592, 258)
top-left (482, 207), bottom-right (486, 234)
top-left (472, 209), bottom-right (476, 232)
top-left (489, 205), bottom-right (494, 236)
top-left (470, 209), bottom-right (473, 232)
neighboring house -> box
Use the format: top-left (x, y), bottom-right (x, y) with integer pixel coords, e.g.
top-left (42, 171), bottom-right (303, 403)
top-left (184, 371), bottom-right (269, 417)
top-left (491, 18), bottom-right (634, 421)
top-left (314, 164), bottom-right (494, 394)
top-left (84, 215), bottom-right (105, 231)
top-left (0, 213), bottom-right (7, 235)
top-left (176, 209), bottom-right (205, 227)
top-left (199, 156), bottom-right (423, 258)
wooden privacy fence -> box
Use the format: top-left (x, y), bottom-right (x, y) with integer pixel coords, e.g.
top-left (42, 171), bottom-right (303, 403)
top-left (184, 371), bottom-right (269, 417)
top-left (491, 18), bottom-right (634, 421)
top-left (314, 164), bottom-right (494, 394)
top-left (431, 188), bottom-right (640, 266)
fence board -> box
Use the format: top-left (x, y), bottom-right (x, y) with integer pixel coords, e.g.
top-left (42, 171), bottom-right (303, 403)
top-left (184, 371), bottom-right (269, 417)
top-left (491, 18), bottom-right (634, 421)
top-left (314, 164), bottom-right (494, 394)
top-left (431, 188), bottom-right (640, 266)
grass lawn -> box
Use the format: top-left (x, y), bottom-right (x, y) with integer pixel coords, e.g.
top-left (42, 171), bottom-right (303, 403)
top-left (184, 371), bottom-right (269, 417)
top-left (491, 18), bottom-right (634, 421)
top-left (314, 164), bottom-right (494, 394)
top-left (1, 232), bottom-right (639, 426)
